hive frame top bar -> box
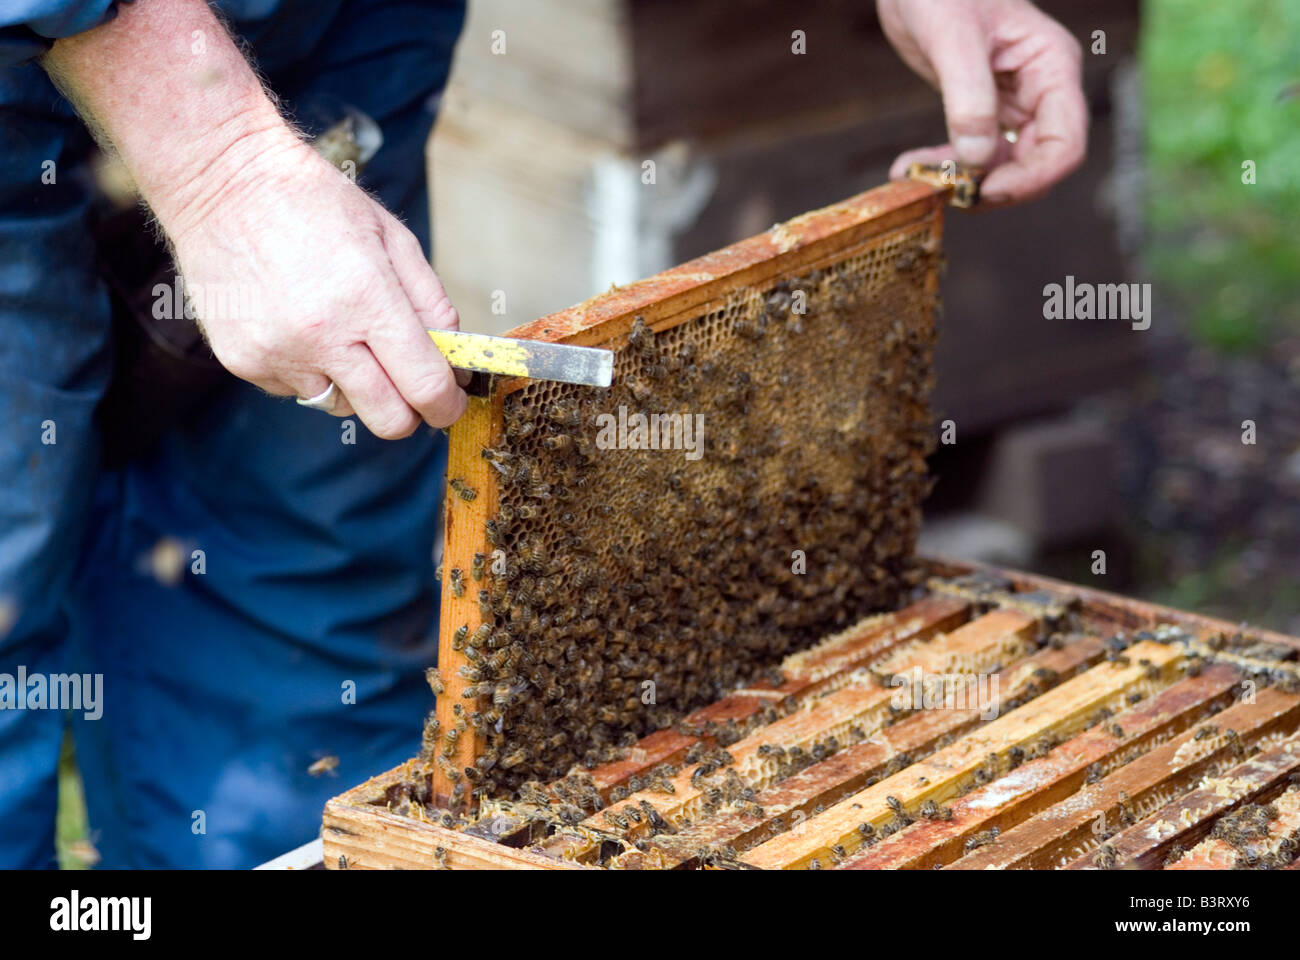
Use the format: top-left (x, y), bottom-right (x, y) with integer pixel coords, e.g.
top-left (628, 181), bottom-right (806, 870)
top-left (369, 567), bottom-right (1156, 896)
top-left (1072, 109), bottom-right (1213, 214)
top-left (498, 178), bottom-right (946, 366)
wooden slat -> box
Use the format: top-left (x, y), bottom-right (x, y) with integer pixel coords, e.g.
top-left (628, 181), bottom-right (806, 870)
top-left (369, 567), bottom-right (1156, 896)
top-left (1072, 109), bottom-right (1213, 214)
top-left (840, 666), bottom-right (1242, 869)
top-left (322, 761), bottom-right (581, 870)
top-left (580, 609), bottom-right (1039, 840)
top-left (502, 181), bottom-right (945, 357)
top-left (952, 685), bottom-right (1300, 870)
top-left (1065, 728), bottom-right (1300, 869)
top-left (584, 596), bottom-right (969, 795)
top-left (324, 799), bottom-right (584, 870)
top-left (433, 393), bottom-right (504, 805)
top-left (741, 639), bottom-right (1184, 869)
top-left (1166, 786), bottom-right (1300, 869)
top-left (642, 635), bottom-right (1106, 867)
top-left (924, 554), bottom-right (1300, 655)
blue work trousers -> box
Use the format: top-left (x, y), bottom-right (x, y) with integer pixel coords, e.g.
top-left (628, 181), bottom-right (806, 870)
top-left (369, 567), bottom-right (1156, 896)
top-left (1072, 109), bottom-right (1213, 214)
top-left (0, 0), bottom-right (464, 868)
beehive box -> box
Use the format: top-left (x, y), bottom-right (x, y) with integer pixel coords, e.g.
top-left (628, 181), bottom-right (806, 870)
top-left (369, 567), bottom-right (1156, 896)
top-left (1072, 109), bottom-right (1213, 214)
top-left (323, 559), bottom-right (1300, 870)
top-left (322, 179), bottom-right (1300, 869)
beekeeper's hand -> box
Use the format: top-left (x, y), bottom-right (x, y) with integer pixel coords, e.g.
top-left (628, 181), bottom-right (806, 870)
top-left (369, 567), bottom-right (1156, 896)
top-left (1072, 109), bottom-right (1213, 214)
top-left (42, 0), bottom-right (466, 438)
top-left (878, 0), bottom-right (1088, 207)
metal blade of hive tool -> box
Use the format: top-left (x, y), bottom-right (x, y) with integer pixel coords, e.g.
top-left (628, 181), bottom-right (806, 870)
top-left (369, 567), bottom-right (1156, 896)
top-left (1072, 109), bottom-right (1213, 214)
top-left (426, 329), bottom-right (614, 388)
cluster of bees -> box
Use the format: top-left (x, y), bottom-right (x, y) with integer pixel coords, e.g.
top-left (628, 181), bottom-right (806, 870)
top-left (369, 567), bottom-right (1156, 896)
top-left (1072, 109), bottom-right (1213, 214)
top-left (1157, 796), bottom-right (1299, 870)
top-left (423, 242), bottom-right (939, 803)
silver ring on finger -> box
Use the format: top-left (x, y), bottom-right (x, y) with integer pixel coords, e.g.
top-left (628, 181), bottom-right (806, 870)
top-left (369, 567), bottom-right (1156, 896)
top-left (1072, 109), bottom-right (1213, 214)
top-left (296, 381), bottom-right (338, 413)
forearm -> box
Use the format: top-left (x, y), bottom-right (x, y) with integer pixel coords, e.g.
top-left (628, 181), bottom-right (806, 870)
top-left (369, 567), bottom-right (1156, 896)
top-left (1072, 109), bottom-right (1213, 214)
top-left (40, 0), bottom-right (302, 237)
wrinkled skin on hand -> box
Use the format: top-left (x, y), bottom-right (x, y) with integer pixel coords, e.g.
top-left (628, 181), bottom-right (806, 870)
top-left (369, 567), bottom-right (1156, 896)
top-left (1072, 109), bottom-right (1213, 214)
top-left (878, 0), bottom-right (1088, 207)
top-left (168, 131), bottom-right (467, 438)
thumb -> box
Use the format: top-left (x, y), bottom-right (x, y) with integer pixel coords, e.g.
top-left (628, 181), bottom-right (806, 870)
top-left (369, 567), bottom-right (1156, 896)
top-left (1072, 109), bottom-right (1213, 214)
top-left (927, 23), bottom-right (1000, 166)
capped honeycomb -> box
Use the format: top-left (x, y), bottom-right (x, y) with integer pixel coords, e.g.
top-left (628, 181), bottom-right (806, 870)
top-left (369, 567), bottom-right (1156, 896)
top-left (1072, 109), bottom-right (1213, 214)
top-left (428, 181), bottom-right (950, 806)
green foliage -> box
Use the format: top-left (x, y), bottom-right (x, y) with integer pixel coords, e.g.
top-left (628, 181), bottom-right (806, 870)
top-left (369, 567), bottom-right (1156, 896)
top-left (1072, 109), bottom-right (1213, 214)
top-left (1143, 0), bottom-right (1300, 352)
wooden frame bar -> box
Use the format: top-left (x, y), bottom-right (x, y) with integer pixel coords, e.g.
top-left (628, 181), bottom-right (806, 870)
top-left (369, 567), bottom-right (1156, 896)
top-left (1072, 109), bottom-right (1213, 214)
top-left (1065, 729), bottom-right (1300, 869)
top-left (843, 666), bottom-right (1244, 869)
top-left (953, 685), bottom-right (1300, 870)
top-left (740, 640), bottom-right (1185, 869)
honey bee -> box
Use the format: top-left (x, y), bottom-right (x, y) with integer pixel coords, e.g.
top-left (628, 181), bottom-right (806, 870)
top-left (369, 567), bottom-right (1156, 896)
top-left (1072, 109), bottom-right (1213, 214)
top-left (421, 711), bottom-right (440, 741)
top-left (626, 316), bottom-right (655, 357)
top-left (546, 402), bottom-right (582, 431)
top-left (919, 798), bottom-right (953, 821)
top-left (337, 855), bottom-right (348, 869)
top-left (449, 568), bottom-right (465, 598)
top-left (603, 810), bottom-right (629, 830)
top-left (1117, 790), bottom-right (1137, 826)
top-left (451, 624), bottom-right (469, 650)
top-left (425, 668), bottom-right (445, 695)
top-left (471, 553), bottom-right (486, 581)
top-left (436, 755), bottom-right (460, 781)
top-left (963, 827), bottom-right (999, 852)
top-left (505, 417), bottom-right (535, 441)
top-left (308, 755), bottom-right (339, 777)
top-left (480, 446), bottom-right (512, 474)
top-left (1093, 843), bottom-right (1117, 869)
top-left (449, 477), bottom-right (476, 501)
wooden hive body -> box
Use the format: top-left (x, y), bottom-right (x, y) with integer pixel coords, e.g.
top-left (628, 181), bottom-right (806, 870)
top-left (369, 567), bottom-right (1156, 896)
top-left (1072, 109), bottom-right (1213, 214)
top-left (326, 559), bottom-right (1300, 870)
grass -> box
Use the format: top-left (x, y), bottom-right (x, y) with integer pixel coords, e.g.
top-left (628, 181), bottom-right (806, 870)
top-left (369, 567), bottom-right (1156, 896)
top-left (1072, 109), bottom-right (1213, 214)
top-left (56, 730), bottom-right (96, 869)
top-left (1143, 0), bottom-right (1300, 352)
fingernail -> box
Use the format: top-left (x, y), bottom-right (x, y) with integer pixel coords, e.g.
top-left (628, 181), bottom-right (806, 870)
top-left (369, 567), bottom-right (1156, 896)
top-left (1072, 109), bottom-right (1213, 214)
top-left (954, 135), bottom-right (996, 165)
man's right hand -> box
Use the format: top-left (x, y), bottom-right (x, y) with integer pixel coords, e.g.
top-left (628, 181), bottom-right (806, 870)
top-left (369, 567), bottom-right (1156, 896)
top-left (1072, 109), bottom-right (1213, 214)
top-left (42, 0), bottom-right (467, 438)
top-left (166, 127), bottom-right (467, 437)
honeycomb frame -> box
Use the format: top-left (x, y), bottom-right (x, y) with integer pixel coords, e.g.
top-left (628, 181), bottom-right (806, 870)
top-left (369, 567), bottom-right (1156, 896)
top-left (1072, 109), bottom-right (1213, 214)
top-left (431, 179), bottom-right (951, 806)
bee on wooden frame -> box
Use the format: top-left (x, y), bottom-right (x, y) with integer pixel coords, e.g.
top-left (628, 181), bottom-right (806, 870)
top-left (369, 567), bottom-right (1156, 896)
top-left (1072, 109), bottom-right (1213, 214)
top-left (449, 477), bottom-right (476, 501)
